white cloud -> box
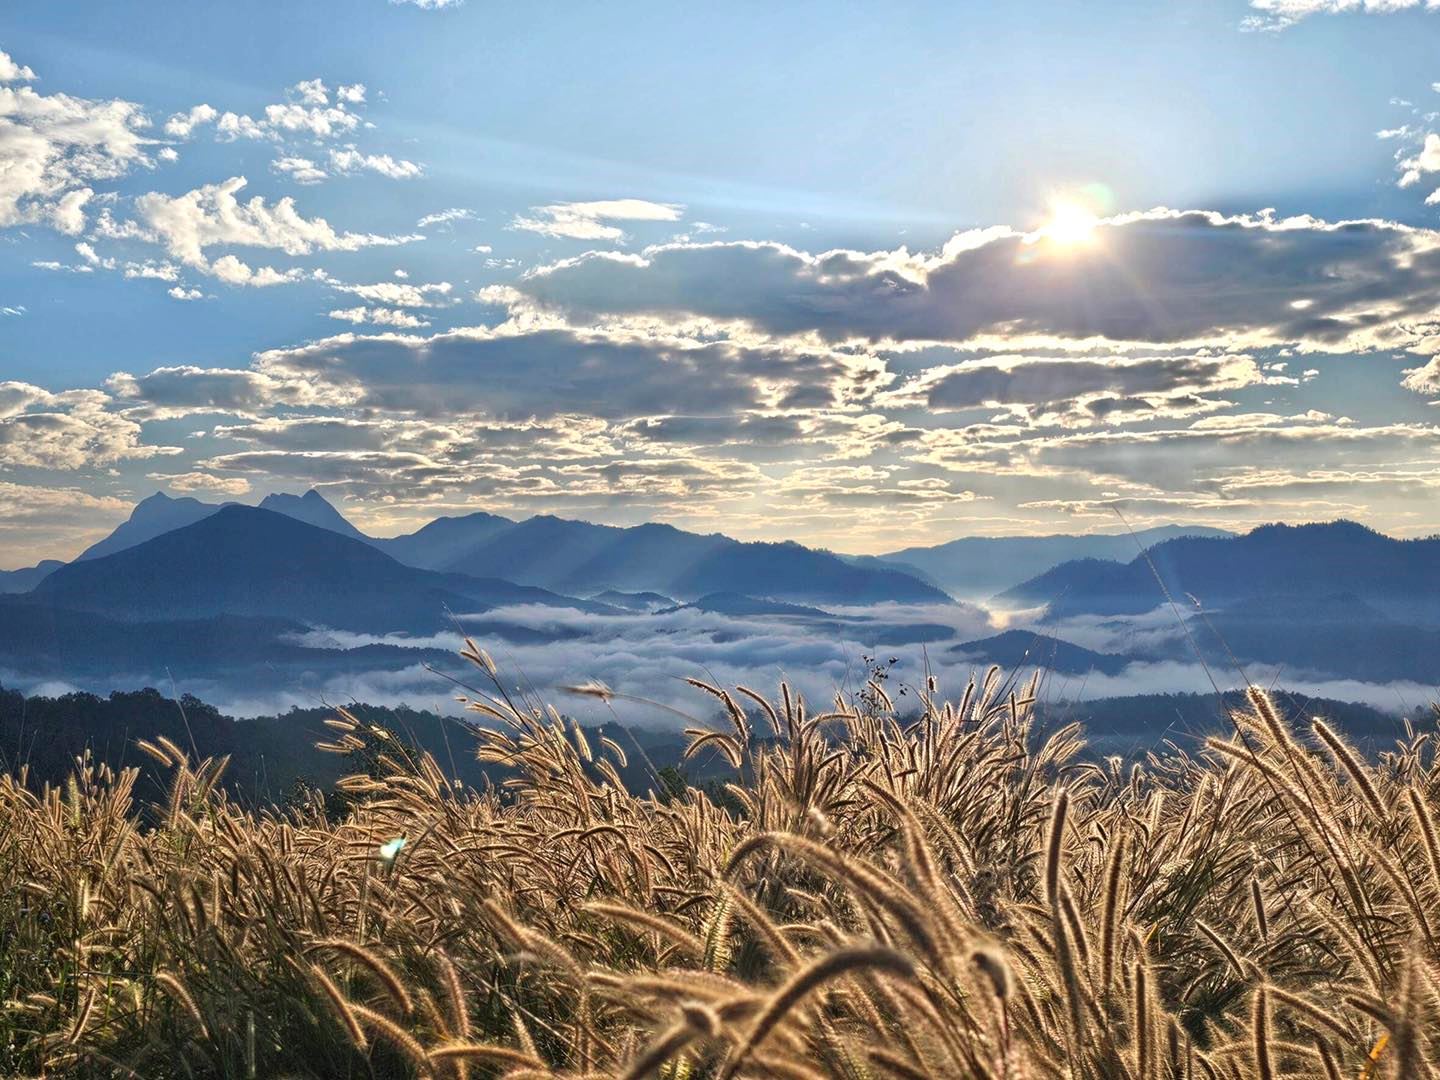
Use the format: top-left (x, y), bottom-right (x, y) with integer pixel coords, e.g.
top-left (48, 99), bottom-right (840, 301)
top-left (272, 155), bottom-right (328, 184)
top-left (163, 103), bottom-right (218, 139)
top-left (328, 148), bottom-right (422, 179)
top-left (389, 0), bottom-right (465, 8)
top-left (511, 198), bottom-right (684, 241)
top-left (129, 176), bottom-right (422, 274)
top-left (328, 305), bottom-right (430, 327)
top-left (147, 471), bottom-right (251, 495)
top-left (1397, 132), bottom-right (1440, 188)
top-left (417, 207), bottom-right (475, 228)
top-left (0, 382), bottom-right (175, 469)
top-left (1243, 0), bottom-right (1440, 31)
top-left (1402, 356), bottom-right (1440, 394)
top-left (167, 286), bottom-right (205, 301)
top-left (0, 49), bottom-right (37, 83)
top-left (0, 63), bottom-right (154, 230)
top-left (511, 209), bottom-right (1440, 358)
top-left (331, 279), bottom-right (453, 307)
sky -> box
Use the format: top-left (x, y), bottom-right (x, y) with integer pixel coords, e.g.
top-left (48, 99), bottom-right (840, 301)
top-left (4, 0), bottom-right (1440, 567)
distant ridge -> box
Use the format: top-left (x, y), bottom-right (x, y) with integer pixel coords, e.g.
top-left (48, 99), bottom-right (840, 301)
top-left (950, 629), bottom-right (1132, 677)
top-left (258, 490), bottom-right (369, 541)
top-left (0, 559), bottom-right (63, 594)
top-left (374, 513), bottom-right (951, 606)
top-left (29, 505), bottom-right (603, 632)
top-left (75, 492), bottom-right (227, 561)
top-left (1003, 521), bottom-right (1440, 620)
top-left (875, 524), bottom-right (1234, 598)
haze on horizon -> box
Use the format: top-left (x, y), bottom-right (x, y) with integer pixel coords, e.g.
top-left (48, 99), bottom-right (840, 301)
top-left (5, 0), bottom-right (1440, 567)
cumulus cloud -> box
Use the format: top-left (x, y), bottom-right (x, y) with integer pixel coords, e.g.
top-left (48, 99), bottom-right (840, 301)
top-left (106, 366), bottom-right (336, 419)
top-left (327, 148), bottom-right (422, 179)
top-left (249, 322), bottom-right (891, 421)
top-left (271, 156), bottom-right (328, 184)
top-left (0, 382), bottom-right (176, 469)
top-left (1402, 355), bottom-right (1440, 394)
top-left (330, 280), bottom-right (453, 307)
top-left (126, 176), bottom-right (422, 280)
top-left (511, 198), bottom-right (684, 241)
top-left (511, 210), bottom-right (1440, 356)
top-left (216, 79), bottom-right (363, 143)
top-left (163, 103), bottom-right (218, 139)
top-left (881, 352), bottom-right (1267, 426)
top-left (147, 471), bottom-right (251, 495)
top-left (0, 49), bottom-right (37, 83)
top-left (328, 305), bottom-right (430, 327)
top-left (0, 54), bottom-right (154, 232)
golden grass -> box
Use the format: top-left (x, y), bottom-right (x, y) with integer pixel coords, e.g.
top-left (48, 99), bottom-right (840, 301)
top-left (1, 655), bottom-right (1439, 1078)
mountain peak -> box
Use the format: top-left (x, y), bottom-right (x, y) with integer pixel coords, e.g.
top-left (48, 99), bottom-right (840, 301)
top-left (258, 490), bottom-right (368, 541)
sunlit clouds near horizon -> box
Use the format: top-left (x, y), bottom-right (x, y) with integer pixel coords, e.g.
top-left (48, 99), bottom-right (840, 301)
top-left (5, 1), bottom-right (1440, 565)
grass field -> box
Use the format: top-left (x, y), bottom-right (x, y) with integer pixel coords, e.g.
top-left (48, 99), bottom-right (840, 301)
top-left (1, 642), bottom-right (1436, 1077)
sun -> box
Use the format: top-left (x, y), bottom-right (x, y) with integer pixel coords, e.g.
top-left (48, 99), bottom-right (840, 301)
top-left (1043, 200), bottom-right (1100, 247)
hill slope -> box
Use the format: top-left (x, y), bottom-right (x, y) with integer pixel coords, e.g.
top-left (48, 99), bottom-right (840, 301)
top-left (1003, 521), bottom-right (1440, 619)
top-left (424, 516), bottom-right (950, 605)
top-left (29, 506), bottom-right (599, 632)
top-left (879, 524), bottom-right (1232, 598)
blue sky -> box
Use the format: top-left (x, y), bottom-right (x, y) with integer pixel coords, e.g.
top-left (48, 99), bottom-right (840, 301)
top-left (3, 0), bottom-right (1440, 565)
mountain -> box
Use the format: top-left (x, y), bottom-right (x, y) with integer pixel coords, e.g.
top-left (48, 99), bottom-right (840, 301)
top-left (1003, 521), bottom-right (1440, 620)
top-left (590, 589), bottom-right (677, 612)
top-left (1186, 593), bottom-right (1440, 684)
top-left (950, 629), bottom-right (1133, 677)
top-left (258, 489), bottom-right (370, 542)
top-left (0, 559), bottom-right (62, 594)
top-left (398, 515), bottom-right (950, 606)
top-left (671, 592), bottom-right (835, 618)
top-left (878, 525), bottom-right (1233, 599)
top-left (372, 510), bottom-right (515, 570)
top-left (75, 492), bottom-right (225, 561)
top-left (27, 505), bottom-right (602, 632)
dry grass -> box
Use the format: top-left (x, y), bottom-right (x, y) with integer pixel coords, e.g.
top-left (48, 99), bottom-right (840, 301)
top-left (1, 647), bottom-right (1438, 1078)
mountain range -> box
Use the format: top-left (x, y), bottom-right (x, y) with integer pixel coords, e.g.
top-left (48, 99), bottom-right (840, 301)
top-left (1004, 521), bottom-right (1440, 621)
top-left (872, 524), bottom-right (1233, 599)
top-left (21, 490), bottom-right (952, 607)
top-left (24, 505), bottom-right (607, 633)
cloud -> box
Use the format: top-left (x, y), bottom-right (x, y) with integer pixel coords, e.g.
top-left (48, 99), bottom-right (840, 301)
top-left (216, 79), bottom-right (363, 143)
top-left (0, 382), bottom-right (176, 469)
top-left (128, 176), bottom-right (422, 277)
top-left (510, 210), bottom-right (1440, 357)
top-left (250, 322), bottom-right (890, 421)
top-left (272, 156), bottom-right (328, 184)
top-left (0, 49), bottom-right (37, 83)
top-left (328, 305), bottom-right (430, 327)
top-left (147, 471), bottom-right (251, 495)
top-left (163, 103), bottom-right (218, 139)
top-left (0, 482), bottom-right (130, 566)
top-left (327, 148), bottom-right (422, 179)
top-left (0, 55), bottom-right (154, 232)
top-left (417, 207), bottom-right (475, 228)
top-left (389, 0), bottom-right (465, 8)
top-left (330, 279), bottom-right (453, 307)
top-left (106, 365), bottom-right (335, 419)
top-left (511, 198), bottom-right (684, 241)
top-left (1397, 132), bottom-right (1440, 189)
top-left (880, 352), bottom-right (1266, 426)
top-left (1402, 355), bottom-right (1440, 394)
top-left (1242, 0), bottom-right (1440, 31)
